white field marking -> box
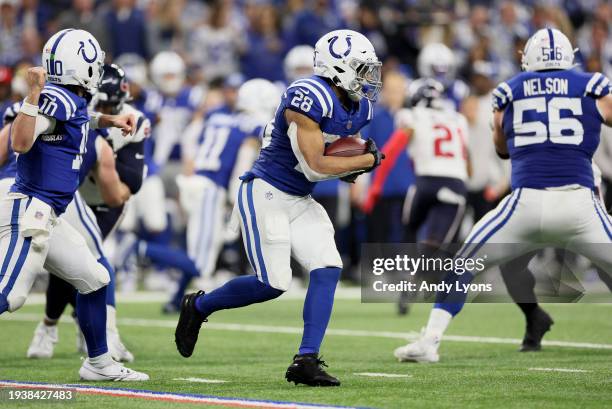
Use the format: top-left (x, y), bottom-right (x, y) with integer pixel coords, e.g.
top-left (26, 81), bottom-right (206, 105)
top-left (354, 373), bottom-right (412, 378)
top-left (528, 367), bottom-right (591, 373)
top-left (172, 377), bottom-right (228, 383)
top-left (0, 380), bottom-right (362, 409)
top-left (4, 313), bottom-right (612, 351)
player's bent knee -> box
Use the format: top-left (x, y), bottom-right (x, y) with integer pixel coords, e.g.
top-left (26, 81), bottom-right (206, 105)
top-left (267, 271), bottom-right (292, 292)
top-left (75, 262), bottom-right (111, 294)
top-left (7, 293), bottom-right (27, 312)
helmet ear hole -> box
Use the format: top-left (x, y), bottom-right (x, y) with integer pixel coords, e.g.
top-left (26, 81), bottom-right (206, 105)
top-left (88, 66), bottom-right (93, 78)
top-left (334, 66), bottom-right (345, 74)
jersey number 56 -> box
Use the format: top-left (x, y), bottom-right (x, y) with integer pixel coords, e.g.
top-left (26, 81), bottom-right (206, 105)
top-left (513, 97), bottom-right (583, 146)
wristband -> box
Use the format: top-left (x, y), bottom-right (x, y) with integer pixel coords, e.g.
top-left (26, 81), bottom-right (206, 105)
top-left (89, 111), bottom-right (101, 129)
top-left (20, 101), bottom-right (39, 117)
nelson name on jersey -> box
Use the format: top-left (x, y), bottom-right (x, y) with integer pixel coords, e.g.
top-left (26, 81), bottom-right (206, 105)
top-left (523, 77), bottom-right (568, 96)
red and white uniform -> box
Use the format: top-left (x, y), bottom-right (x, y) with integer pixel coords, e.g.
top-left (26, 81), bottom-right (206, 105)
top-left (395, 106), bottom-right (468, 181)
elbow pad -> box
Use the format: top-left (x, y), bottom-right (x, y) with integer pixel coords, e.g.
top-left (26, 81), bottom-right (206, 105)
top-left (287, 121), bottom-right (336, 182)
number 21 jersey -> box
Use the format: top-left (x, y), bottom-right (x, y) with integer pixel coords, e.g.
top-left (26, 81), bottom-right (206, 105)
top-left (493, 70), bottom-right (611, 190)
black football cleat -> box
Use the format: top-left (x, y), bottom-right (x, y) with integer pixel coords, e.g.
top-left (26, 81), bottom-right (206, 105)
top-left (520, 307), bottom-right (554, 352)
top-left (175, 291), bottom-right (207, 357)
top-left (285, 354), bottom-right (341, 387)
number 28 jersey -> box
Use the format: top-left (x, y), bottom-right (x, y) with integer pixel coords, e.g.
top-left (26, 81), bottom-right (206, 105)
top-left (493, 69), bottom-right (611, 190)
top-left (395, 106), bottom-right (469, 181)
top-left (11, 83), bottom-right (89, 215)
top-left (250, 75), bottom-right (373, 196)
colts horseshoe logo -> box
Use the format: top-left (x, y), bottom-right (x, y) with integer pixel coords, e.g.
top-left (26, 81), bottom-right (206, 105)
top-left (77, 39), bottom-right (98, 63)
top-left (328, 35), bottom-right (352, 59)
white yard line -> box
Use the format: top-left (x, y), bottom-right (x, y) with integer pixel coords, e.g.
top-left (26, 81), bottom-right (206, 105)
top-left (528, 367), bottom-right (591, 373)
top-left (354, 373), bottom-right (412, 378)
top-left (4, 313), bottom-right (612, 350)
top-left (172, 377), bottom-right (228, 383)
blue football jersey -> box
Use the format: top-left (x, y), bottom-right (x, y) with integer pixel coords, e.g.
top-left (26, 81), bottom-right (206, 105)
top-left (195, 111), bottom-right (262, 189)
top-left (250, 75), bottom-right (374, 196)
top-left (493, 70), bottom-right (611, 190)
top-left (0, 102), bottom-right (20, 180)
top-left (11, 83), bottom-right (90, 214)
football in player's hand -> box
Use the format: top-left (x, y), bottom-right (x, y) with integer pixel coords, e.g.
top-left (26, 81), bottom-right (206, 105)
top-left (324, 137), bottom-right (367, 157)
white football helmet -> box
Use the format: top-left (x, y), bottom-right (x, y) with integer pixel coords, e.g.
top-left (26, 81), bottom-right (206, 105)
top-left (42, 29), bottom-right (105, 93)
top-left (314, 29), bottom-right (382, 101)
top-left (150, 51), bottom-right (185, 96)
top-left (115, 53), bottom-right (148, 88)
top-left (521, 28), bottom-right (575, 72)
top-left (284, 45), bottom-right (314, 83)
top-left (236, 78), bottom-right (281, 123)
top-left (417, 43), bottom-right (456, 82)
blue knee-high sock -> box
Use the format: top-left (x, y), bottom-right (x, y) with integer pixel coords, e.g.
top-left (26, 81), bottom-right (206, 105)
top-left (98, 257), bottom-right (116, 307)
top-left (194, 275), bottom-right (283, 317)
top-left (142, 241), bottom-right (199, 277)
top-left (0, 293), bottom-right (8, 314)
top-left (76, 286), bottom-right (108, 358)
top-left (434, 271), bottom-right (474, 316)
top-left (299, 267), bottom-right (341, 355)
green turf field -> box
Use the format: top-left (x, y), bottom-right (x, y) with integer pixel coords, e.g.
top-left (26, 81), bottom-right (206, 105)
top-left (1, 297), bottom-right (611, 409)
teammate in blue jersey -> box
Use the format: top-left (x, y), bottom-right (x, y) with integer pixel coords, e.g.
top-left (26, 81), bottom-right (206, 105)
top-left (158, 79), bottom-right (281, 310)
top-left (394, 28), bottom-right (612, 363)
top-left (175, 29), bottom-right (385, 386)
top-left (27, 64), bottom-right (148, 363)
top-left (0, 29), bottom-right (148, 380)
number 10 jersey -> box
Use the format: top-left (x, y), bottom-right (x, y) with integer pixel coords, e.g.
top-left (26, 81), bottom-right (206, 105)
top-left (493, 69), bottom-right (611, 190)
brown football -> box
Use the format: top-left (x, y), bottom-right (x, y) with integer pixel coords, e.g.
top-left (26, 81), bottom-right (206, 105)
top-left (324, 137), bottom-right (367, 157)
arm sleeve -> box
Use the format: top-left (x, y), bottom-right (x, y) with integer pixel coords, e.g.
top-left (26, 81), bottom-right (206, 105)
top-left (491, 81), bottom-right (514, 111)
top-left (115, 139), bottom-right (145, 194)
top-left (585, 72), bottom-right (612, 98)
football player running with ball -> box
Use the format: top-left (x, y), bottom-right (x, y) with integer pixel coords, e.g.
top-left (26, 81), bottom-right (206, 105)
top-left (394, 28), bottom-right (612, 363)
top-left (175, 29), bottom-right (384, 386)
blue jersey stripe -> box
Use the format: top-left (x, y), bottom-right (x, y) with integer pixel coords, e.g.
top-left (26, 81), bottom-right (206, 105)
top-left (49, 29), bottom-right (73, 75)
top-left (246, 181), bottom-right (269, 284)
top-left (74, 196), bottom-right (103, 256)
top-left (465, 188), bottom-right (523, 259)
top-left (592, 191), bottom-right (612, 240)
top-left (2, 237), bottom-right (32, 297)
top-left (237, 182), bottom-right (257, 275)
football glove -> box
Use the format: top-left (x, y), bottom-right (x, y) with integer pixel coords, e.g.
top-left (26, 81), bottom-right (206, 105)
top-left (366, 139), bottom-right (385, 171)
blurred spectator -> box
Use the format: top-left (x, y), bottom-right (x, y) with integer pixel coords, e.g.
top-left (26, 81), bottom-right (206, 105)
top-left (240, 3), bottom-right (284, 82)
top-left (0, 0), bottom-right (21, 66)
top-left (57, 0), bottom-right (109, 52)
top-left (188, 0), bottom-right (243, 82)
top-left (284, 0), bottom-right (345, 48)
top-left (0, 65), bottom-right (11, 108)
top-left (362, 70), bottom-right (412, 243)
top-left (19, 27), bottom-right (41, 65)
top-left (106, 0), bottom-right (150, 59)
top-left (18, 0), bottom-right (52, 36)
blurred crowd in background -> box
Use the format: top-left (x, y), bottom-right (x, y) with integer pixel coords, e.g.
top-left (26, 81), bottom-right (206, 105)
top-left (2, 0), bottom-right (612, 289)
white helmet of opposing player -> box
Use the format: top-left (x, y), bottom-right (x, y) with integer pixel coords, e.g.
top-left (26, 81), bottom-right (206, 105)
top-left (42, 29), bottom-right (105, 93)
top-left (150, 51), bottom-right (185, 96)
top-left (417, 43), bottom-right (456, 81)
top-left (236, 78), bottom-right (281, 122)
top-left (284, 45), bottom-right (314, 83)
top-left (521, 28), bottom-right (575, 72)
top-left (314, 29), bottom-right (382, 101)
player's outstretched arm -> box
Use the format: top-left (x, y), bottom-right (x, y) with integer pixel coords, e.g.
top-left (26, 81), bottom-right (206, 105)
top-left (94, 112), bottom-right (136, 136)
top-left (596, 94), bottom-right (612, 127)
top-left (94, 139), bottom-right (131, 207)
top-left (287, 109), bottom-right (375, 181)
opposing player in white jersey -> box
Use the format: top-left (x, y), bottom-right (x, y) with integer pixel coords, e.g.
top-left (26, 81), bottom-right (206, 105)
top-left (175, 29), bottom-right (384, 386)
top-left (365, 78), bottom-right (469, 246)
top-left (364, 78), bottom-right (469, 313)
top-left (0, 29), bottom-right (148, 380)
top-left (394, 28), bottom-right (612, 363)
